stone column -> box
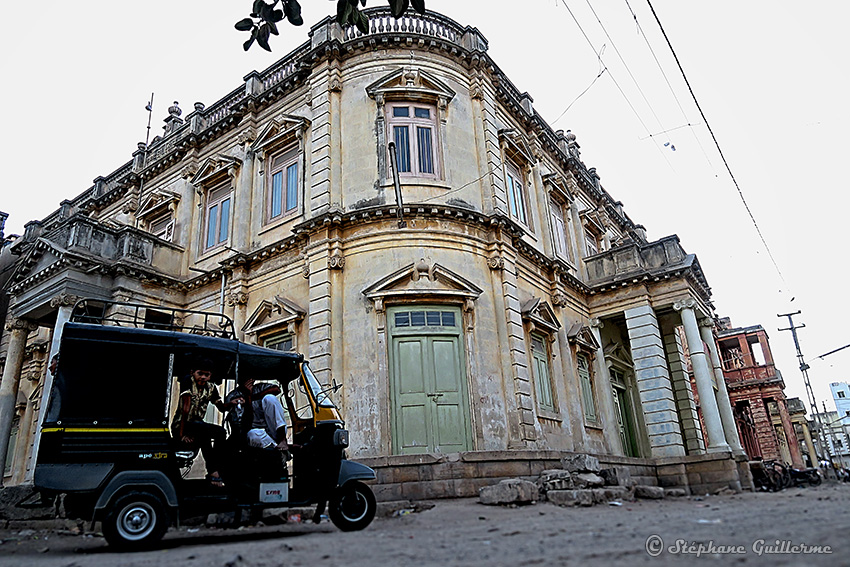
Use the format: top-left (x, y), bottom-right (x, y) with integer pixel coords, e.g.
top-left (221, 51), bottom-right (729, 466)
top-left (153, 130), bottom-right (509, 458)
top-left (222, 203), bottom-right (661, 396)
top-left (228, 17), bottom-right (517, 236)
top-left (800, 420), bottom-right (818, 466)
top-left (25, 295), bottom-right (76, 483)
top-left (624, 304), bottom-right (684, 457)
top-left (663, 329), bottom-right (705, 454)
top-left (674, 299), bottom-right (730, 453)
top-left (589, 318), bottom-right (624, 455)
top-left (776, 398), bottom-right (804, 468)
top-left (699, 320), bottom-right (746, 456)
top-left (0, 319), bottom-right (37, 484)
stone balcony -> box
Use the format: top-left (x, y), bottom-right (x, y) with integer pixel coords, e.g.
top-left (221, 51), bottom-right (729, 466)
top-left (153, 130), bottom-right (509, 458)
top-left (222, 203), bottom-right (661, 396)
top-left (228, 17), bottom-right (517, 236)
top-left (584, 235), bottom-right (698, 288)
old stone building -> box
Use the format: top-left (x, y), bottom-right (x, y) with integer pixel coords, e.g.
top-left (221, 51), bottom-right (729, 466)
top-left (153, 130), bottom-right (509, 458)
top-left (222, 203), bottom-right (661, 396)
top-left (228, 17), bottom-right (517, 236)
top-left (716, 321), bottom-right (805, 468)
top-left (0, 8), bottom-right (748, 496)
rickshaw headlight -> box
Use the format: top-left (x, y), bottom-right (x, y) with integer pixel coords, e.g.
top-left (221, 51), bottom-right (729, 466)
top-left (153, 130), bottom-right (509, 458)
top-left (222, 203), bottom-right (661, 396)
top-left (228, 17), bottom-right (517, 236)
top-left (333, 429), bottom-right (350, 448)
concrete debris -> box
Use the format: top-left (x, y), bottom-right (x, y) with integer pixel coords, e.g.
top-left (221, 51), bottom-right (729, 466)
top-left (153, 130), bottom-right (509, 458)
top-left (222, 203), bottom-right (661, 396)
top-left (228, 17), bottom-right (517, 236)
top-left (634, 485), bottom-right (665, 500)
top-left (664, 488), bottom-right (688, 498)
top-left (561, 454), bottom-right (601, 473)
top-left (573, 473), bottom-right (605, 489)
top-left (537, 470), bottom-right (575, 493)
top-left (599, 467), bottom-right (633, 487)
top-left (479, 479), bottom-right (539, 506)
top-left (546, 489), bottom-right (594, 507)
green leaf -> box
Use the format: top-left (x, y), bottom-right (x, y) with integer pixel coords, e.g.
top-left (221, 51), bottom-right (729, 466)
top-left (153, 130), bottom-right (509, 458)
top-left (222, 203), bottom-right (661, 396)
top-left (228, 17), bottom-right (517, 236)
top-left (337, 0), bottom-right (352, 24)
top-left (252, 0), bottom-right (265, 16)
top-left (360, 0), bottom-right (366, 6)
top-left (411, 0), bottom-right (425, 14)
top-left (284, 0), bottom-right (303, 26)
top-left (269, 9), bottom-right (284, 23)
top-left (388, 0), bottom-right (405, 18)
top-left (259, 2), bottom-right (273, 21)
top-left (235, 18), bottom-right (254, 31)
top-left (257, 23), bottom-right (272, 51)
top-left (244, 27), bottom-right (258, 51)
top-left (268, 20), bottom-right (279, 35)
top-left (356, 9), bottom-right (370, 34)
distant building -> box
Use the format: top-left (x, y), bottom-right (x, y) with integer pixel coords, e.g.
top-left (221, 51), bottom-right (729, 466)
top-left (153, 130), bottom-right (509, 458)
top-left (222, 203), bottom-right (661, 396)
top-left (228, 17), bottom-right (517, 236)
top-left (716, 320), bottom-right (805, 467)
top-left (811, 408), bottom-right (850, 469)
top-left (830, 382), bottom-right (850, 421)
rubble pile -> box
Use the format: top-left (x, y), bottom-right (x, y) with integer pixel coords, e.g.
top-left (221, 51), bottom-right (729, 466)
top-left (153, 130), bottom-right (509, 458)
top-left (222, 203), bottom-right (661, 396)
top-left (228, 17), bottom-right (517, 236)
top-left (478, 454), bottom-right (684, 507)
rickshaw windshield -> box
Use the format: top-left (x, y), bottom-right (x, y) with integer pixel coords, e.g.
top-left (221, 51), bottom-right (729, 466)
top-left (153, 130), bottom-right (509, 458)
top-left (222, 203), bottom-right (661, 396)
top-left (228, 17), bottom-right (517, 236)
top-left (303, 363), bottom-right (335, 408)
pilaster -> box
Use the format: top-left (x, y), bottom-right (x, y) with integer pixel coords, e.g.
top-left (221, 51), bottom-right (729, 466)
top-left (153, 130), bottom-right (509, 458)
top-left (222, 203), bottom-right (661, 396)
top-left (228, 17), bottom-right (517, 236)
top-left (663, 328), bottom-right (705, 454)
top-left (589, 318), bottom-right (623, 455)
top-left (624, 304), bottom-right (685, 457)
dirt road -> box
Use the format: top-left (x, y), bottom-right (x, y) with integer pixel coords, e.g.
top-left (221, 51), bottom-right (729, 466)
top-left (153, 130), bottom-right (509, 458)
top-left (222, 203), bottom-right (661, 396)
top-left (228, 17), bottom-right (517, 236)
top-left (2, 482), bottom-right (848, 566)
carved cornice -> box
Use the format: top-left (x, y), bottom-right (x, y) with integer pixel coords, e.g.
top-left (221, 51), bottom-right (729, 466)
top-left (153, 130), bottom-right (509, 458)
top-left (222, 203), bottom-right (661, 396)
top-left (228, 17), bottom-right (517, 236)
top-left (50, 293), bottom-right (80, 308)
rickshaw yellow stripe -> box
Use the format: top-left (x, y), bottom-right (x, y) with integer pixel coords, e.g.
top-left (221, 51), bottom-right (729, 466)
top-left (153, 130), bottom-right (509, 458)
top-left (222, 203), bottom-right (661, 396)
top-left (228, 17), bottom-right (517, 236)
top-left (41, 428), bottom-right (169, 433)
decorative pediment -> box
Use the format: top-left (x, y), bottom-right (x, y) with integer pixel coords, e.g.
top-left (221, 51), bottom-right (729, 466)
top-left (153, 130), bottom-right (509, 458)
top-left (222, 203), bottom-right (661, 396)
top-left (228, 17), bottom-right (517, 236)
top-left (362, 260), bottom-right (482, 311)
top-left (250, 114), bottom-right (310, 155)
top-left (542, 173), bottom-right (574, 203)
top-left (521, 297), bottom-right (561, 334)
top-left (567, 322), bottom-right (600, 351)
top-left (242, 295), bottom-right (306, 336)
top-left (191, 155), bottom-right (241, 187)
top-left (137, 188), bottom-right (181, 220)
top-left (499, 128), bottom-right (536, 165)
top-left (603, 341), bottom-right (633, 368)
top-left (366, 67), bottom-right (456, 104)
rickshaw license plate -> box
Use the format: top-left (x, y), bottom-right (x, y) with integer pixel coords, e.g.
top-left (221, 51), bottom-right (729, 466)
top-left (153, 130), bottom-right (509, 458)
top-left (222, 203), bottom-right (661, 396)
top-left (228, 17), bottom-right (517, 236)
top-left (260, 482), bottom-right (289, 503)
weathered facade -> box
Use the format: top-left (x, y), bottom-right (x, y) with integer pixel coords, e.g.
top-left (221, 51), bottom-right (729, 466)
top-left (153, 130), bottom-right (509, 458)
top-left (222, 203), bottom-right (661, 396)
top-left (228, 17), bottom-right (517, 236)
top-left (717, 321), bottom-right (804, 467)
top-left (1, 8), bottom-right (747, 495)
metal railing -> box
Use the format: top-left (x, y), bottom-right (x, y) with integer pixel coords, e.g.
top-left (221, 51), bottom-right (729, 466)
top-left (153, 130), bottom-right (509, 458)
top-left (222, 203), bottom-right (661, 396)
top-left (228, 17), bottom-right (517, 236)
top-left (70, 299), bottom-right (235, 339)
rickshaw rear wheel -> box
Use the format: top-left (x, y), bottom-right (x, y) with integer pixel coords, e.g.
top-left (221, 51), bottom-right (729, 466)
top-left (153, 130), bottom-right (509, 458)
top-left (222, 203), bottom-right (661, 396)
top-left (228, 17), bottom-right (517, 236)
top-left (102, 490), bottom-right (169, 549)
top-left (328, 481), bottom-right (376, 531)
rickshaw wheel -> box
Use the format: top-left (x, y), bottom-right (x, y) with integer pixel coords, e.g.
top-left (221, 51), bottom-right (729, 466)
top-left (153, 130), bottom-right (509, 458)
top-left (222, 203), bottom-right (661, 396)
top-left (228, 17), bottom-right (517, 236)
top-left (102, 490), bottom-right (168, 548)
top-left (328, 481), bottom-right (376, 532)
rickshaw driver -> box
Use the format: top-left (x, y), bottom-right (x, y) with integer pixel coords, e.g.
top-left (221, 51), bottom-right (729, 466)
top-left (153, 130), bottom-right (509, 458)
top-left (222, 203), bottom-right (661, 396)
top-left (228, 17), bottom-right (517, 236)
top-left (171, 358), bottom-right (237, 487)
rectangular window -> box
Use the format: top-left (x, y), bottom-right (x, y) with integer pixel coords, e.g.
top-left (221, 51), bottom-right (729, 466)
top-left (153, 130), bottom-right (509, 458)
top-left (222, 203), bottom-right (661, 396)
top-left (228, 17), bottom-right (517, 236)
top-left (584, 230), bottom-right (599, 257)
top-left (531, 335), bottom-right (555, 412)
top-left (550, 200), bottom-right (570, 260)
top-left (267, 148), bottom-right (299, 222)
top-left (577, 353), bottom-right (597, 422)
top-left (387, 103), bottom-right (439, 178)
top-left (148, 212), bottom-right (174, 242)
top-left (839, 391), bottom-right (846, 399)
top-left (264, 333), bottom-right (294, 352)
top-left (205, 184), bottom-right (231, 250)
top-left (506, 161), bottom-right (527, 225)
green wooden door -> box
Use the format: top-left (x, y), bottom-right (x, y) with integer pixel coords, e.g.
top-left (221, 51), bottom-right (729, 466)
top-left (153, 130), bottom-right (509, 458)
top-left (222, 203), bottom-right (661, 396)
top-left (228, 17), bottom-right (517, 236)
top-left (389, 307), bottom-right (471, 454)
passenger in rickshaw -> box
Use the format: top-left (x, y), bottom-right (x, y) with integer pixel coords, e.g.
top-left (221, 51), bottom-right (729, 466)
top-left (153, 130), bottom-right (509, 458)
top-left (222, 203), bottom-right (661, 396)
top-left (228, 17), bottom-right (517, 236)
top-left (247, 381), bottom-right (291, 461)
top-left (171, 357), bottom-right (235, 487)
top-left (224, 376), bottom-right (255, 450)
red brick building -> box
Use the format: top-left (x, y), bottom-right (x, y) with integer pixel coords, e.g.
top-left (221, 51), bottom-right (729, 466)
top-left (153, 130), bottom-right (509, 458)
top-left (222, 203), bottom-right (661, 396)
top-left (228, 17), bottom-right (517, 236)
top-left (716, 320), bottom-right (803, 467)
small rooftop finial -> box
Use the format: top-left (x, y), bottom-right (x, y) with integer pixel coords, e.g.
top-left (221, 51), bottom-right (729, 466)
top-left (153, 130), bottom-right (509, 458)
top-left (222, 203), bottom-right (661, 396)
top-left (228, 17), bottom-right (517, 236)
top-left (168, 101), bottom-right (182, 118)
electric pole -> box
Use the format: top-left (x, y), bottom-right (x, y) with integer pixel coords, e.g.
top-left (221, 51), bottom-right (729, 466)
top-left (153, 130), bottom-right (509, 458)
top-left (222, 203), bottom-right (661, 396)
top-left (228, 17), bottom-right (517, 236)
top-left (778, 311), bottom-right (834, 474)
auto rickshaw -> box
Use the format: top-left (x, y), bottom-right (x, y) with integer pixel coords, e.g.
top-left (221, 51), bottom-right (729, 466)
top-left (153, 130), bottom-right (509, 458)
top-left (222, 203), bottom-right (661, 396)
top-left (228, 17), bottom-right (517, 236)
top-left (33, 300), bottom-right (377, 548)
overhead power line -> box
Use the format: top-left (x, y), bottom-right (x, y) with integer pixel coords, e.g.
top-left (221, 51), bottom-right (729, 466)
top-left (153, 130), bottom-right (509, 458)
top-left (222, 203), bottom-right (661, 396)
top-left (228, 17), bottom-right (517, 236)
top-left (644, 0), bottom-right (788, 287)
top-left (555, 1), bottom-right (675, 170)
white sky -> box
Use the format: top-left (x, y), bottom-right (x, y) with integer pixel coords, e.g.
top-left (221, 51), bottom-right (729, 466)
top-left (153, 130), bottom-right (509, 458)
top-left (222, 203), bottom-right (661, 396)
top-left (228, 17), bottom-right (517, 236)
top-left (1, 1), bottom-right (848, 411)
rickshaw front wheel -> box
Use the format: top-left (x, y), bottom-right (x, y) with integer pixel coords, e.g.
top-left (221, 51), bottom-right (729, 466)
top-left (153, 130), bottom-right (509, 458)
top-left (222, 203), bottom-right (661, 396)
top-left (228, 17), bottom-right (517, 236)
top-left (102, 490), bottom-right (169, 548)
top-left (328, 481), bottom-right (376, 531)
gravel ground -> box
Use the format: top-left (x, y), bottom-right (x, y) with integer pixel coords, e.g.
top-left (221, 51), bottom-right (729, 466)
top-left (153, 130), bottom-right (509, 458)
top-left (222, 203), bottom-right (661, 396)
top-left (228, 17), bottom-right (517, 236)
top-left (1, 482), bottom-right (848, 566)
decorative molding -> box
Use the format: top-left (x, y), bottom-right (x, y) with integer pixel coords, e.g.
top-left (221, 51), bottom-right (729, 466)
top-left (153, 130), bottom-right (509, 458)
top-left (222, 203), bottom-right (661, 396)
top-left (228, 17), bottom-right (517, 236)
top-left (487, 256), bottom-right (505, 270)
top-left (551, 293), bottom-right (568, 308)
top-left (328, 253), bottom-right (345, 270)
top-left (5, 318), bottom-right (39, 333)
top-left (226, 291), bottom-right (249, 307)
top-left (566, 321), bottom-right (601, 351)
top-left (49, 293), bottom-right (80, 309)
top-left (242, 295), bottom-right (305, 336)
top-left (362, 260), bottom-right (483, 305)
top-left (589, 317), bottom-right (604, 330)
top-left (673, 298), bottom-right (697, 312)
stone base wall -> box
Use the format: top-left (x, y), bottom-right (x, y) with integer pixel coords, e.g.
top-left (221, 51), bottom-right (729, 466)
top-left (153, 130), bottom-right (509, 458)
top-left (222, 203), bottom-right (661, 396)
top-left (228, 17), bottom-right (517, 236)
top-left (359, 450), bottom-right (748, 501)
top-left (359, 451), bottom-right (661, 501)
